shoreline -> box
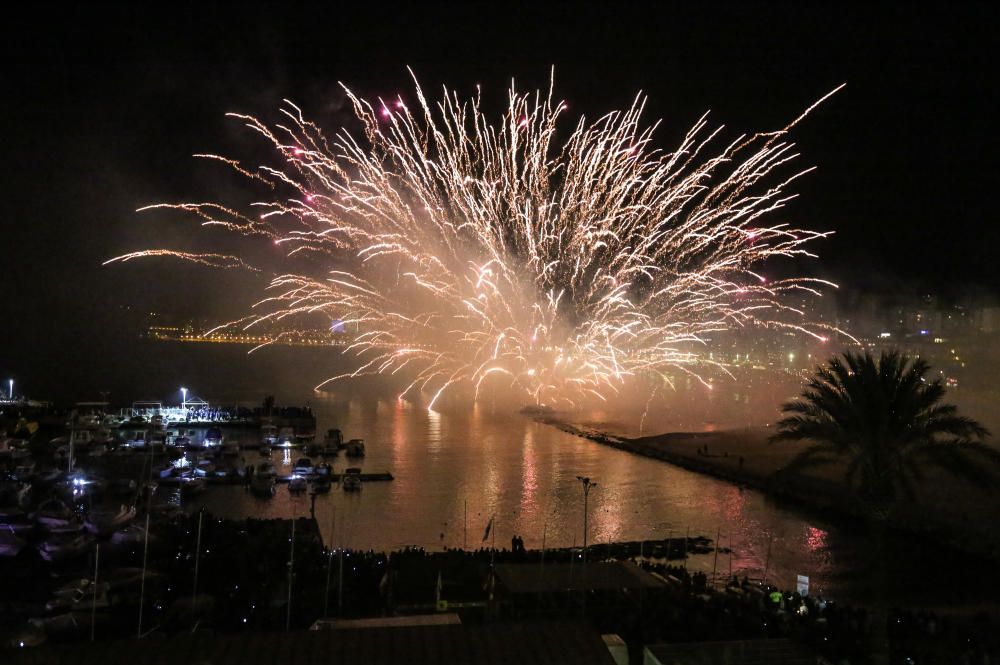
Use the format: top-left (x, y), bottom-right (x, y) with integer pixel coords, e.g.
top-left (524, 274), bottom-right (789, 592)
top-left (537, 416), bottom-right (1000, 563)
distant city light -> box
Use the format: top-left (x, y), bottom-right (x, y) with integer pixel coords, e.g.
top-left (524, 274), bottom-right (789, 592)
top-left (879, 332), bottom-right (891, 338)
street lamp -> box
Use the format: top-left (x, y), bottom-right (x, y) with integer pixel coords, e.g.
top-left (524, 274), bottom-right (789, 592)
top-left (576, 476), bottom-right (597, 564)
top-left (181, 387), bottom-right (187, 410)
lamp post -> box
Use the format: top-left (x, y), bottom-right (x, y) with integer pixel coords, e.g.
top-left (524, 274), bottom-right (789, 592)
top-left (576, 476), bottom-right (597, 564)
top-left (181, 387), bottom-right (187, 411)
top-left (7, 379), bottom-right (12, 400)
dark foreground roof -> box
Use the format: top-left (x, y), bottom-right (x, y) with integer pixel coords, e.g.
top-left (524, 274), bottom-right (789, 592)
top-left (495, 561), bottom-right (665, 594)
top-left (645, 638), bottom-right (815, 665)
top-left (11, 621), bottom-right (616, 665)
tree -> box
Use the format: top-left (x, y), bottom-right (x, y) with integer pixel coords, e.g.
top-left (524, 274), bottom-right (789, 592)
top-left (772, 349), bottom-right (994, 517)
top-left (772, 350), bottom-right (996, 661)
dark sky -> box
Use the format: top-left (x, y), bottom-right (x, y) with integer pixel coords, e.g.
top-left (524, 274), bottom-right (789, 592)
top-left (3, 2), bottom-right (998, 398)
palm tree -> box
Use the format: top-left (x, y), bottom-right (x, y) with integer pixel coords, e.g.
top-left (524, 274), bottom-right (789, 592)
top-left (772, 350), bottom-right (996, 662)
top-left (772, 349), bottom-right (994, 517)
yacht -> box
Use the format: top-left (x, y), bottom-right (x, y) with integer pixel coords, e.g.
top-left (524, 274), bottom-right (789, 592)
top-left (37, 532), bottom-right (94, 562)
top-left (34, 499), bottom-right (75, 529)
top-left (260, 423), bottom-right (278, 447)
top-left (320, 429), bottom-right (343, 456)
top-left (309, 463), bottom-right (333, 493)
top-left (250, 461), bottom-right (277, 497)
top-left (345, 438), bottom-right (366, 458)
top-left (342, 467), bottom-right (362, 492)
top-left (287, 475), bottom-right (308, 493)
top-left (0, 527), bottom-right (26, 557)
top-left (179, 475), bottom-right (207, 497)
top-left (84, 504), bottom-right (136, 536)
top-left (293, 457), bottom-right (314, 476)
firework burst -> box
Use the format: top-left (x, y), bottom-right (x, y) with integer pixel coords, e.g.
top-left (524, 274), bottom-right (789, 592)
top-left (109, 71), bottom-right (846, 408)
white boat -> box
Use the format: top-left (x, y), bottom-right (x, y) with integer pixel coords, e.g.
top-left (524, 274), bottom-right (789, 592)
top-left (204, 427), bottom-right (224, 448)
top-left (287, 475), bottom-right (308, 493)
top-left (84, 504), bottom-right (136, 536)
top-left (345, 438), bottom-right (366, 457)
top-left (260, 423), bottom-right (278, 447)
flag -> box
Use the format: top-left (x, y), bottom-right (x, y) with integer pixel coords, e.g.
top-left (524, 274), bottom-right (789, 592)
top-left (482, 515), bottom-right (494, 543)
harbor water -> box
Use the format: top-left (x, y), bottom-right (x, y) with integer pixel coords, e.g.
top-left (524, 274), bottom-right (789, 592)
top-left (96, 342), bottom-right (1000, 608)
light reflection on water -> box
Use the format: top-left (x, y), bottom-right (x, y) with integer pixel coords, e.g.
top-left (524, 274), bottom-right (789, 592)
top-left (181, 394), bottom-right (994, 608)
top-left (185, 398), bottom-right (852, 589)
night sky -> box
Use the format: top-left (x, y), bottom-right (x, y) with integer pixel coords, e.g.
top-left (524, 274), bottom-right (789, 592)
top-left (3, 2), bottom-right (998, 399)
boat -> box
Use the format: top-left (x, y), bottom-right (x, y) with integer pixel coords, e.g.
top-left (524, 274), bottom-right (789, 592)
top-left (179, 476), bottom-right (207, 497)
top-left (34, 499), bottom-right (76, 529)
top-left (345, 438), bottom-right (365, 458)
top-left (287, 475), bottom-right (308, 493)
top-left (323, 428), bottom-right (343, 449)
top-left (293, 457), bottom-right (314, 476)
top-left (44, 582), bottom-right (111, 613)
top-left (0, 510), bottom-right (34, 537)
top-left (84, 504), bottom-right (136, 536)
top-left (0, 527), bottom-right (26, 557)
top-left (342, 467), bottom-right (362, 492)
top-left (203, 427), bottom-right (223, 448)
top-left (37, 532), bottom-right (94, 562)
top-left (250, 461), bottom-right (277, 497)
top-left (110, 521), bottom-right (152, 546)
top-left (309, 474), bottom-right (332, 493)
top-left (309, 464), bottom-right (333, 493)
top-left (250, 473), bottom-right (275, 497)
top-left (192, 460), bottom-right (216, 477)
top-left (50, 577), bottom-right (95, 601)
top-left (260, 423), bottom-right (278, 447)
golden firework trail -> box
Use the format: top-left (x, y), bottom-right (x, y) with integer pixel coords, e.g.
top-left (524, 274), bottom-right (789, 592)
top-left (110, 71), bottom-right (847, 408)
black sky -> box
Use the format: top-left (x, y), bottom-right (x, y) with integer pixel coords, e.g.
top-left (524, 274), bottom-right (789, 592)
top-left (2, 2), bottom-right (998, 398)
